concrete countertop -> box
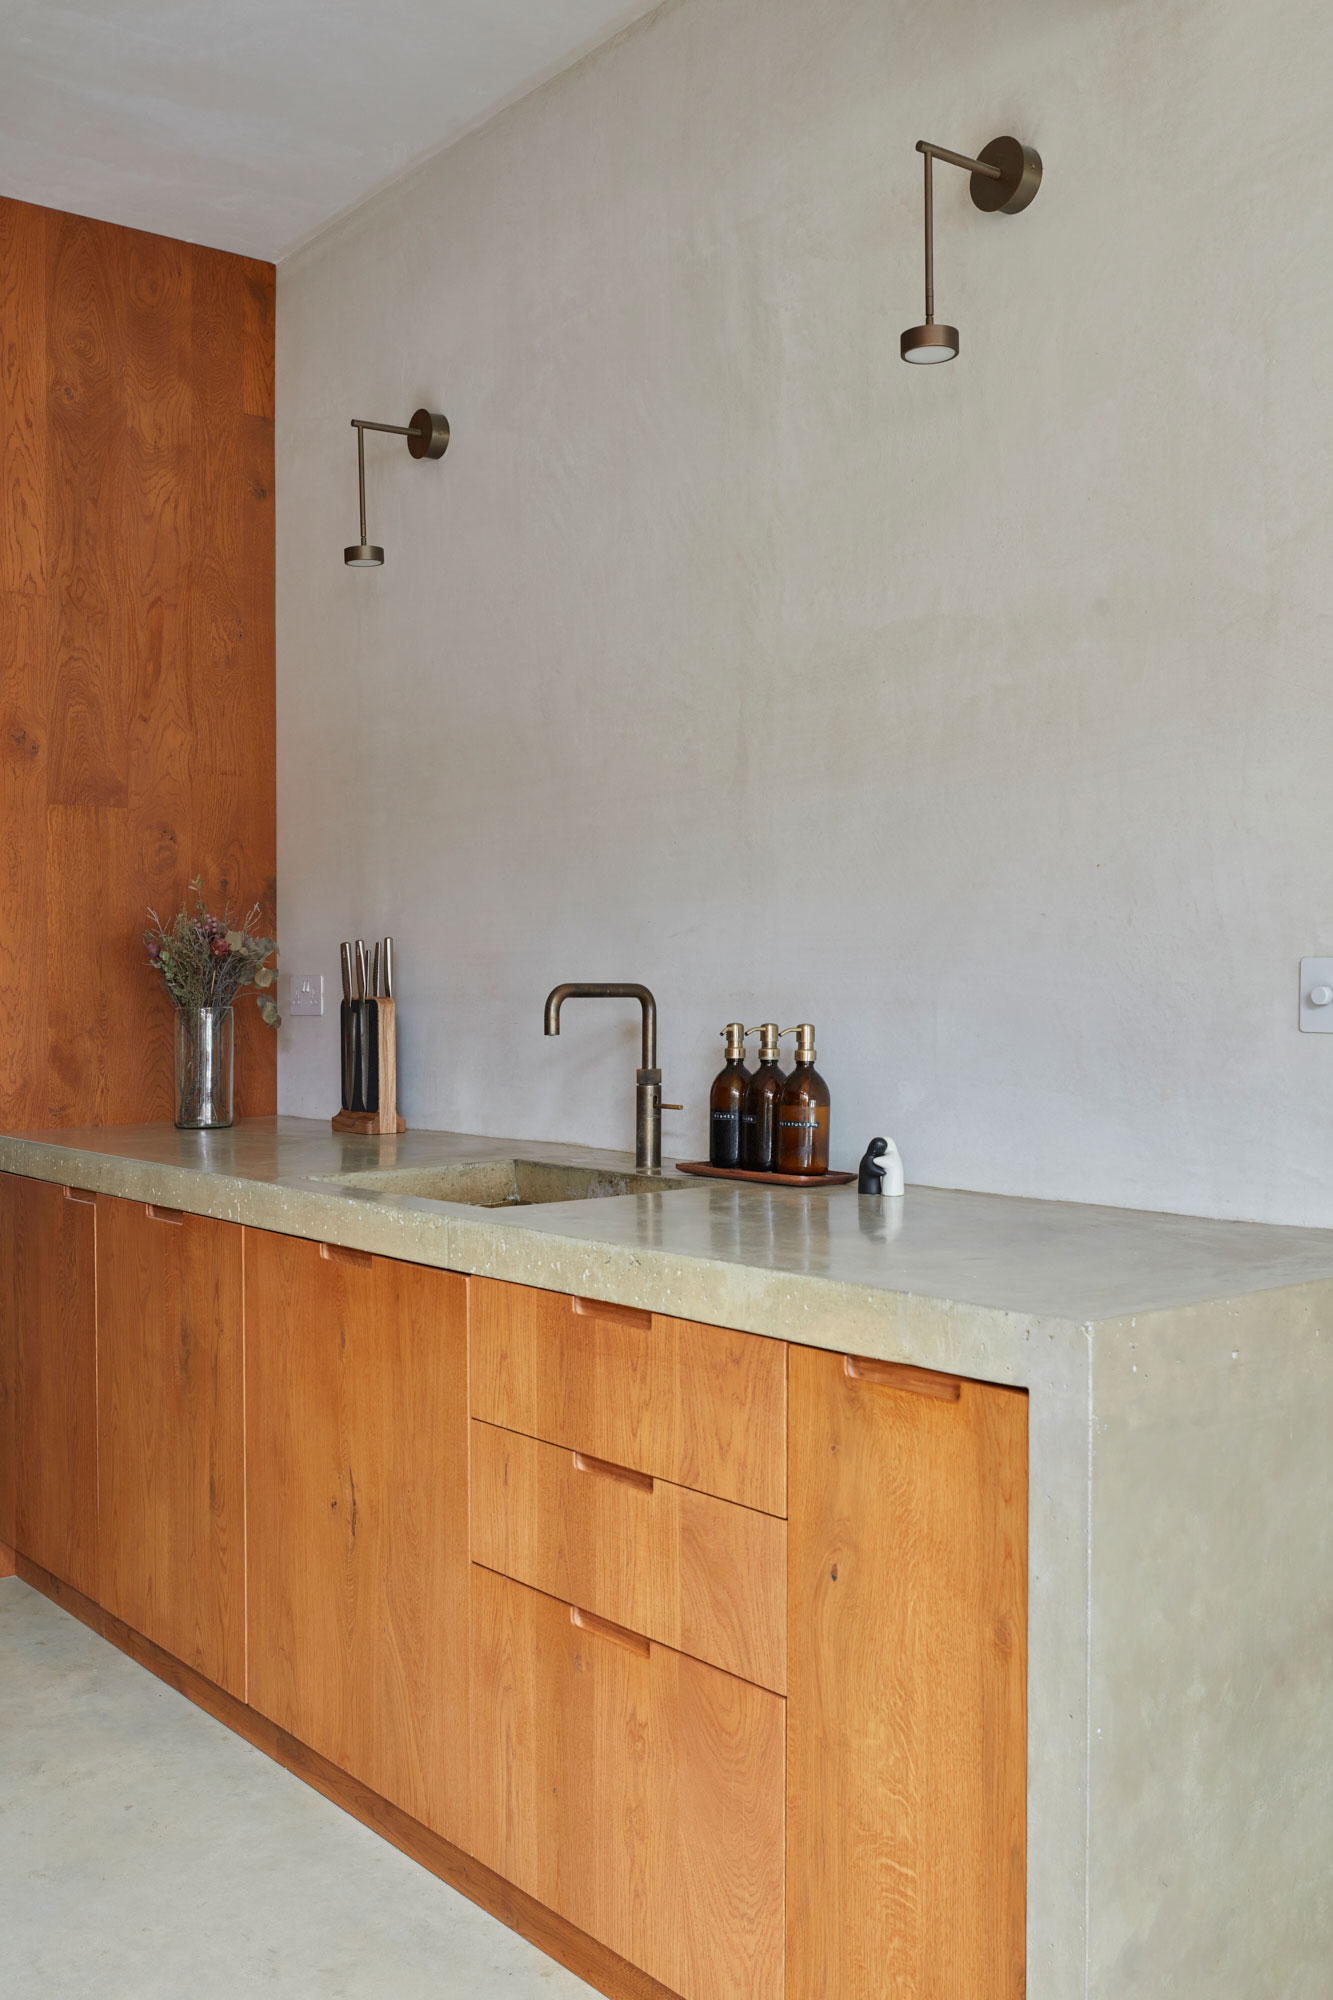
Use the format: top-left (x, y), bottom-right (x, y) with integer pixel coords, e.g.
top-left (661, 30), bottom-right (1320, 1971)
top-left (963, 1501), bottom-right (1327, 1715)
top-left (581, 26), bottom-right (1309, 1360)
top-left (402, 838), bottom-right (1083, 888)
top-left (4, 1115), bottom-right (1333, 1387)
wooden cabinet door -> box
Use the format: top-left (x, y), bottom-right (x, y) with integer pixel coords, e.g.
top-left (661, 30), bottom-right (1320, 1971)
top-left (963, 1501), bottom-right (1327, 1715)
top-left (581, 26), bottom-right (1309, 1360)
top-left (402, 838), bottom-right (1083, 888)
top-left (96, 1197), bottom-right (246, 1697)
top-left (244, 1231), bottom-right (470, 1845)
top-left (0, 1175), bottom-right (98, 1593)
top-left (0, 1179), bottom-right (16, 1553)
top-left (787, 1346), bottom-right (1028, 2000)
top-left (470, 1565), bottom-right (785, 2000)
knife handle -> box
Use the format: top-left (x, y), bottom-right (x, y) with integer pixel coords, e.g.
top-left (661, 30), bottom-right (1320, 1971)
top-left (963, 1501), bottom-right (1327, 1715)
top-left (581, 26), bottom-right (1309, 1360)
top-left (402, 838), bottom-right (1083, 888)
top-left (383, 936), bottom-right (394, 1001)
top-left (340, 943), bottom-right (353, 1007)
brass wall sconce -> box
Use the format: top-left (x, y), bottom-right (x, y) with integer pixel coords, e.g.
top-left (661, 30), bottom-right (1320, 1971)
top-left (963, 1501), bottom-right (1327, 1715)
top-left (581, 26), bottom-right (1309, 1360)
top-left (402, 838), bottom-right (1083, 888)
top-left (901, 136), bottom-right (1041, 364)
top-left (344, 408), bottom-right (450, 567)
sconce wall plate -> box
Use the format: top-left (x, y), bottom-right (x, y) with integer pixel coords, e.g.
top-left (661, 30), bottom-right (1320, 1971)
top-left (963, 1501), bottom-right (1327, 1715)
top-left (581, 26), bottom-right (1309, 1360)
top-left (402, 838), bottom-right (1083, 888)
top-left (345, 407), bottom-right (449, 567)
top-left (900, 134), bottom-right (1041, 364)
top-left (968, 136), bottom-right (1042, 215)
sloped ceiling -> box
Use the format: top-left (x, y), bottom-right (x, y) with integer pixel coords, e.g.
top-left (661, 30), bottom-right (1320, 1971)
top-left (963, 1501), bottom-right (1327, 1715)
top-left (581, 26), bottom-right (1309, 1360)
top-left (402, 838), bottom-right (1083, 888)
top-left (0, 0), bottom-right (660, 260)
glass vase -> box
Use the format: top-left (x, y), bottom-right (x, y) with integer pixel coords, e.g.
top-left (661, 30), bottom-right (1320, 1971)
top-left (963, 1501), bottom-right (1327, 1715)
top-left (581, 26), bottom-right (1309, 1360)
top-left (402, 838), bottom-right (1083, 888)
top-left (174, 1006), bottom-right (234, 1130)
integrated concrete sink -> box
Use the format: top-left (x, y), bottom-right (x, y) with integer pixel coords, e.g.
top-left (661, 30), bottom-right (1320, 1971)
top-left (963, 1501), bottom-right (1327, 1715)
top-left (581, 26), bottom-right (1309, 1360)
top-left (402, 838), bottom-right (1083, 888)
top-left (315, 1158), bottom-right (695, 1208)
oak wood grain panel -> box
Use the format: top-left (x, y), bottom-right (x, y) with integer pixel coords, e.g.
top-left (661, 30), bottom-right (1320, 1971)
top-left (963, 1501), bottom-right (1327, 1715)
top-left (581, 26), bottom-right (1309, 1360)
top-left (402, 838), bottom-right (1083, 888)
top-left (469, 1279), bottom-right (786, 1515)
top-left (1, 1173), bottom-right (98, 1595)
top-left (0, 194), bottom-right (274, 1132)
top-left (470, 1566), bottom-right (784, 2000)
top-left (787, 1344), bottom-right (1028, 2000)
top-left (0, 591), bottom-right (48, 1127)
top-left (187, 248), bottom-right (276, 1119)
top-left (45, 803), bottom-right (130, 1127)
top-left (0, 197), bottom-right (47, 597)
top-left (471, 1420), bottom-right (786, 1693)
top-left (244, 1229), bottom-right (470, 1844)
top-left (240, 260), bottom-right (276, 421)
top-left (18, 1557), bottom-right (686, 2000)
top-left (45, 210), bottom-right (129, 811)
top-left (0, 1542), bottom-right (13, 1577)
top-left (120, 229), bottom-right (194, 1122)
top-left (0, 199), bottom-right (49, 1130)
top-left (95, 1193), bottom-right (246, 1697)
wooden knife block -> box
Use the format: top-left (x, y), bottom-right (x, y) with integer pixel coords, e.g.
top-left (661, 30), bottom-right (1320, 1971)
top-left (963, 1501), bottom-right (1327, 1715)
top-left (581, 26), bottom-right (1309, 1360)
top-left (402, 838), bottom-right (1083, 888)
top-left (332, 995), bottom-right (406, 1135)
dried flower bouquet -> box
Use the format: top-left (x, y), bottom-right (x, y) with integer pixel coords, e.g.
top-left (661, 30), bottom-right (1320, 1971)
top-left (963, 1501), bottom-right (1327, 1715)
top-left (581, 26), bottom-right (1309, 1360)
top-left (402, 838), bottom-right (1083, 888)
top-left (145, 875), bottom-right (280, 1026)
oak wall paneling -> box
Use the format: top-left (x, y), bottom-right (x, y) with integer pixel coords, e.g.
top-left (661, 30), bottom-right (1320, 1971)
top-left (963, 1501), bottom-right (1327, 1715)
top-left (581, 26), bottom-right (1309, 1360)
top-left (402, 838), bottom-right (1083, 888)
top-left (0, 195), bottom-right (276, 1129)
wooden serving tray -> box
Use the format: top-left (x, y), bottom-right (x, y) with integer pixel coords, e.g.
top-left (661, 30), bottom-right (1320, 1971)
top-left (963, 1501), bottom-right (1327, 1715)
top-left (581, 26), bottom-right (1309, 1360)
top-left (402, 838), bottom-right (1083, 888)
top-left (674, 1161), bottom-right (856, 1188)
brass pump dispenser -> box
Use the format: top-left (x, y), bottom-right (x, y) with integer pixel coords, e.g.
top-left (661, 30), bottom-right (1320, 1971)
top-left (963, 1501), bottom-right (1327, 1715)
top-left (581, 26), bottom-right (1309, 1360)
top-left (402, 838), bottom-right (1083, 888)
top-left (775, 1022), bottom-right (830, 1176)
top-left (708, 1021), bottom-right (752, 1169)
top-left (743, 1022), bottom-right (790, 1173)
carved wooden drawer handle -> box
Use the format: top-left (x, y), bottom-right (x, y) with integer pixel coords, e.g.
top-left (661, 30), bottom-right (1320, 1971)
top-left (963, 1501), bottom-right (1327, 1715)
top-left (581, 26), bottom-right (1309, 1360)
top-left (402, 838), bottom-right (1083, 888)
top-left (571, 1295), bottom-right (653, 1332)
top-left (572, 1450), bottom-right (654, 1496)
top-left (570, 1604), bottom-right (651, 1658)
top-left (62, 1186), bottom-right (95, 1205)
top-left (844, 1353), bottom-right (961, 1402)
top-left (320, 1242), bottom-right (374, 1269)
top-left (145, 1204), bottom-right (185, 1225)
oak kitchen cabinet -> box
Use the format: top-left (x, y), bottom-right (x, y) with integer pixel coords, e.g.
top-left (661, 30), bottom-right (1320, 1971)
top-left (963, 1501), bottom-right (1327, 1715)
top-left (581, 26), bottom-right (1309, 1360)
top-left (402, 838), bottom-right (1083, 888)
top-left (1, 1168), bottom-right (1028, 2000)
top-left (244, 1229), bottom-right (471, 1843)
top-left (0, 1174), bottom-right (98, 1594)
top-left (95, 1196), bottom-right (247, 1698)
top-left (787, 1345), bottom-right (1028, 2000)
top-left (469, 1280), bottom-right (791, 2000)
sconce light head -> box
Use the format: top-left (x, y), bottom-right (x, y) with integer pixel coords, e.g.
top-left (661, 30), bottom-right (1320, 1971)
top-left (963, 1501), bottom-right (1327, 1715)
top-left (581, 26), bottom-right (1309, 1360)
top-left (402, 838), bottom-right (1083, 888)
top-left (900, 322), bottom-right (960, 365)
top-left (345, 407), bottom-right (449, 568)
top-left (901, 135), bottom-right (1041, 367)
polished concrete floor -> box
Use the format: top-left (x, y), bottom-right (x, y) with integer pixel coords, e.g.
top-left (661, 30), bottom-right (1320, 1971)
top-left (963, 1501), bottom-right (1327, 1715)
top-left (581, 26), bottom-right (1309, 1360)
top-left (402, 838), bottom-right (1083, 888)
top-left (0, 1577), bottom-right (594, 1997)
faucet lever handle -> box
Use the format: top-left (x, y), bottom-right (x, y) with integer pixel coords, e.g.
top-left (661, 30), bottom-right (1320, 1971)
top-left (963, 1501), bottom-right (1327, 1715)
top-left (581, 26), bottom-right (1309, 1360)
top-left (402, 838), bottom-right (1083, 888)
top-left (660, 1101), bottom-right (683, 1111)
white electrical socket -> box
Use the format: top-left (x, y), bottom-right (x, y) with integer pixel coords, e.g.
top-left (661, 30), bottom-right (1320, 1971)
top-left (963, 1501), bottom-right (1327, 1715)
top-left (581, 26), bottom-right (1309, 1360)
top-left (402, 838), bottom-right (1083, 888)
top-left (1299, 958), bottom-right (1333, 1032)
top-left (289, 974), bottom-right (324, 1017)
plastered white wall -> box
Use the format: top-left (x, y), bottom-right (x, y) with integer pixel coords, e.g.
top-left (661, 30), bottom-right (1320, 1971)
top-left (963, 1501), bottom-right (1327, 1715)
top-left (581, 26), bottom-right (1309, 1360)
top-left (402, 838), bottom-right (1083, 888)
top-left (276, 0), bottom-right (1333, 1225)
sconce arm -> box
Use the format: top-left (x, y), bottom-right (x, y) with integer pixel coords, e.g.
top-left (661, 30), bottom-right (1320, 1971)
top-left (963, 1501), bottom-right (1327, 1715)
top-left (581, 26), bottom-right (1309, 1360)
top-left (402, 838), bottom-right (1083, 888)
top-left (915, 139), bottom-right (1003, 180)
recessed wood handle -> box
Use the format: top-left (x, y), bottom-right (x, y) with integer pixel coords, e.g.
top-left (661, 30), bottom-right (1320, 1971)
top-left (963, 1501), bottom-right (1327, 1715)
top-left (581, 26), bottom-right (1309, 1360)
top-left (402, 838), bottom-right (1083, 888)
top-left (320, 1242), bottom-right (373, 1268)
top-left (572, 1295), bottom-right (653, 1332)
top-left (146, 1204), bottom-right (185, 1225)
top-left (844, 1354), bottom-right (961, 1402)
top-left (570, 1605), bottom-right (651, 1658)
top-left (572, 1450), bottom-right (654, 1495)
top-left (62, 1186), bottom-right (95, 1205)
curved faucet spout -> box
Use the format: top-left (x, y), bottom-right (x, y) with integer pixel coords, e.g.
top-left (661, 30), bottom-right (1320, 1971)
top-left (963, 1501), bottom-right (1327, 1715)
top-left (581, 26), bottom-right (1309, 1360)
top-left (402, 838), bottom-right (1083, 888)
top-left (543, 983), bottom-right (663, 1172)
top-left (543, 983), bottom-right (657, 1073)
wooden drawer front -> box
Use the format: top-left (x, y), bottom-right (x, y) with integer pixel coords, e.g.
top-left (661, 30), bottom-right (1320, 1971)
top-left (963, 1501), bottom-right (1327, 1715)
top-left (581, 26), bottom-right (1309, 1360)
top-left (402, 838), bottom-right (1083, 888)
top-left (469, 1278), bottom-right (786, 1515)
top-left (471, 1419), bottom-right (787, 1693)
top-left (469, 1565), bottom-right (785, 2000)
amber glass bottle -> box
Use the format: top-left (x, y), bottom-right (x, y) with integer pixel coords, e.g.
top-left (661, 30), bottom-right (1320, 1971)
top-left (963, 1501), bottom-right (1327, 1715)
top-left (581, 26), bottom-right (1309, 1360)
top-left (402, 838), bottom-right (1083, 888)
top-left (742, 1022), bottom-right (788, 1173)
top-left (775, 1023), bottom-right (830, 1176)
top-left (708, 1022), bottom-right (752, 1169)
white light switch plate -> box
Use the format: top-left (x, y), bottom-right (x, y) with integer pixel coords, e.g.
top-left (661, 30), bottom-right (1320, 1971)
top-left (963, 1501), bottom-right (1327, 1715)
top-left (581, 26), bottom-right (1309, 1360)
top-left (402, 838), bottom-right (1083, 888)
top-left (1299, 958), bottom-right (1333, 1031)
top-left (289, 974), bottom-right (324, 1017)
